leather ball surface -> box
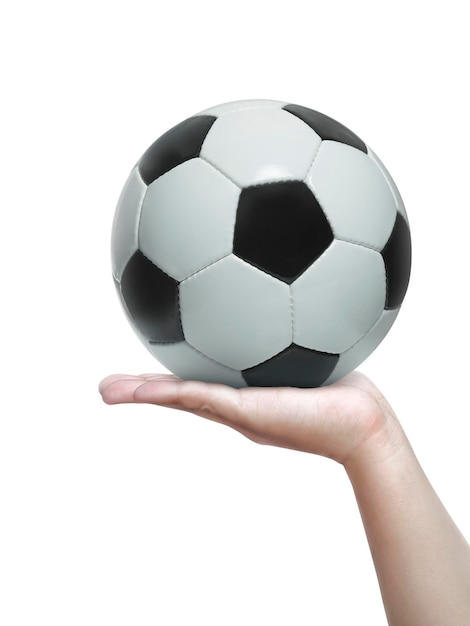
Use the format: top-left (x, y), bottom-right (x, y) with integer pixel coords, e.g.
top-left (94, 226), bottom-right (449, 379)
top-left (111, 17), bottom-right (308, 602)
top-left (111, 99), bottom-right (411, 387)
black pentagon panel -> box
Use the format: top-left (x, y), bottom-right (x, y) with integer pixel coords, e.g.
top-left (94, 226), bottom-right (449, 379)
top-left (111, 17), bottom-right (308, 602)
top-left (120, 250), bottom-right (184, 343)
top-left (381, 213), bottom-right (412, 310)
top-left (138, 115), bottom-right (216, 185)
top-left (283, 104), bottom-right (367, 154)
top-left (243, 344), bottom-right (339, 388)
top-left (233, 181), bottom-right (333, 284)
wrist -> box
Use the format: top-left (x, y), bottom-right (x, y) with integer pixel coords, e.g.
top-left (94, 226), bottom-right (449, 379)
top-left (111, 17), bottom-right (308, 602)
top-left (342, 403), bottom-right (408, 480)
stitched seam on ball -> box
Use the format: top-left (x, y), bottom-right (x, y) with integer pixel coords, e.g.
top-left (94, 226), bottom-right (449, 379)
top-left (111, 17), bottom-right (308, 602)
top-left (383, 253), bottom-right (390, 309)
top-left (199, 101), bottom-right (287, 118)
top-left (135, 178), bottom-right (149, 253)
top-left (181, 252), bottom-right (233, 283)
top-left (176, 276), bottom-right (183, 340)
top-left (149, 340), bottom-right (183, 345)
top-left (114, 175), bottom-right (148, 281)
top-left (368, 148), bottom-right (407, 220)
top-left (342, 307), bottom-right (389, 354)
top-left (334, 235), bottom-right (382, 252)
top-left (289, 286), bottom-right (296, 345)
top-left (199, 155), bottom-right (242, 189)
top-left (304, 139), bottom-right (323, 182)
top-left (240, 177), bottom-right (305, 189)
top-left (182, 339), bottom-right (241, 372)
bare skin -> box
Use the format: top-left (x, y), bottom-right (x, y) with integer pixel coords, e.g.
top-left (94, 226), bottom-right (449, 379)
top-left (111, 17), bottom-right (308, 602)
top-left (99, 371), bottom-right (470, 625)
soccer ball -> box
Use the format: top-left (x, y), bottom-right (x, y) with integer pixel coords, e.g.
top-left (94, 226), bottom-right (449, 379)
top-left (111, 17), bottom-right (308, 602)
top-left (111, 99), bottom-right (411, 388)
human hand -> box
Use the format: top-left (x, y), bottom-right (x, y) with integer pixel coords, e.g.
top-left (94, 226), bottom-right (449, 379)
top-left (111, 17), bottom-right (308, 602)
top-left (99, 371), bottom-right (470, 624)
top-left (99, 371), bottom-right (404, 466)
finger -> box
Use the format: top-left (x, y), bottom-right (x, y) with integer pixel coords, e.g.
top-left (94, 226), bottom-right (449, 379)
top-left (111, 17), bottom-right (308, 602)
top-left (132, 378), bottom-right (247, 424)
top-left (98, 373), bottom-right (138, 394)
top-left (100, 376), bottom-right (147, 404)
top-left (137, 373), bottom-right (181, 381)
top-left (132, 378), bottom-right (345, 454)
top-left (132, 377), bottom-right (279, 445)
top-left (131, 378), bottom-right (313, 442)
top-left (99, 373), bottom-right (178, 396)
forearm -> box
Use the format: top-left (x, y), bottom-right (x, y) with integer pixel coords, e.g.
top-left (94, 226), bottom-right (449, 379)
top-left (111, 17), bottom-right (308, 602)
top-left (345, 426), bottom-right (470, 626)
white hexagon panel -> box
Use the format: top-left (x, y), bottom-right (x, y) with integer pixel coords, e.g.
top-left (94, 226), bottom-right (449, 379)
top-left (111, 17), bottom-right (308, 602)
top-left (323, 309), bottom-right (400, 385)
top-left (197, 98), bottom-right (288, 118)
top-left (112, 99), bottom-right (412, 388)
top-left (147, 340), bottom-right (247, 388)
top-left (200, 105), bottom-right (321, 187)
top-left (305, 141), bottom-right (397, 250)
top-left (111, 166), bottom-right (146, 281)
top-left (179, 255), bottom-right (292, 370)
top-left (291, 240), bottom-right (387, 353)
top-left (139, 158), bottom-right (239, 281)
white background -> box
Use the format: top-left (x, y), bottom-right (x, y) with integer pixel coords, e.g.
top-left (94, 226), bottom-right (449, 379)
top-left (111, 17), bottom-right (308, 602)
top-left (1, 1), bottom-right (469, 624)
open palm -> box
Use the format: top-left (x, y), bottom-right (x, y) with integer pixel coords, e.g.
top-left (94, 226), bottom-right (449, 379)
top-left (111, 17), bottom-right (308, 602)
top-left (99, 371), bottom-right (401, 466)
